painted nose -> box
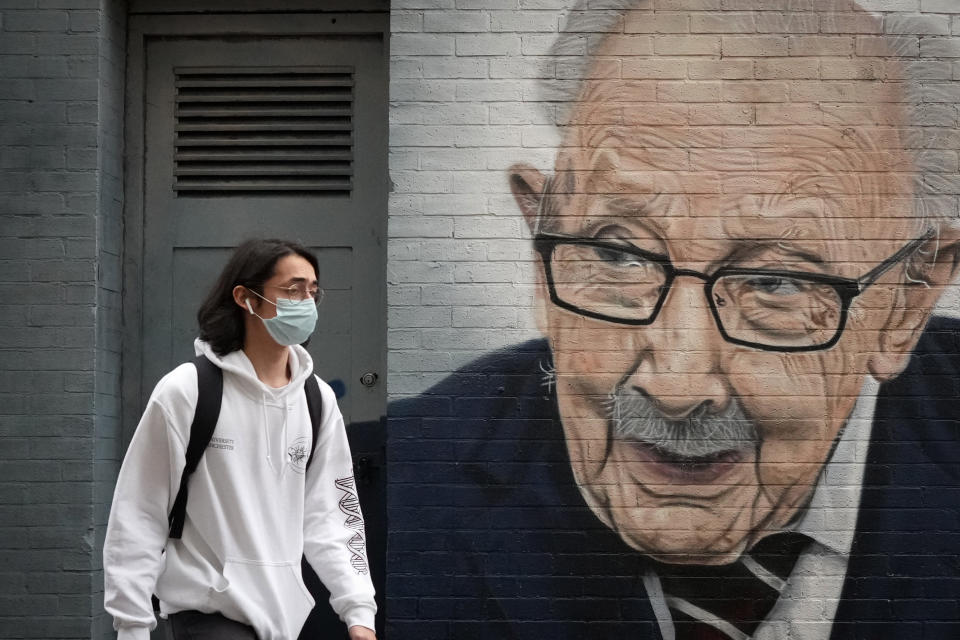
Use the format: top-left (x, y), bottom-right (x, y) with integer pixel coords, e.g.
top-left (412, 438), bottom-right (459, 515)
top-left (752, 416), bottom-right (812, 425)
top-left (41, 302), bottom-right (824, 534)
top-left (626, 276), bottom-right (731, 419)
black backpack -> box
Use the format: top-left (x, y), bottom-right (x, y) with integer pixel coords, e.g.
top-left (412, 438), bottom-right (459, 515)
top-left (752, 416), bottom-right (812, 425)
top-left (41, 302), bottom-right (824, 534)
top-left (167, 355), bottom-right (324, 539)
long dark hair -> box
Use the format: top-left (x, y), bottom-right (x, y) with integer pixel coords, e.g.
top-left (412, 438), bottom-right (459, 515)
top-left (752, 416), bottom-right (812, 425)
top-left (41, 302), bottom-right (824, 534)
top-left (197, 238), bottom-right (319, 356)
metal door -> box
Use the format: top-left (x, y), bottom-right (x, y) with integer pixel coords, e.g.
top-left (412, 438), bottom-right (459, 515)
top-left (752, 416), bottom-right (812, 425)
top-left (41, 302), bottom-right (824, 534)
top-left (126, 19), bottom-right (386, 637)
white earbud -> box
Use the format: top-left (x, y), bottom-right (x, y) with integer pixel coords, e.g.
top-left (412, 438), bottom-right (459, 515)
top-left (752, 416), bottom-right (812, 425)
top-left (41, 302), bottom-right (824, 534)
top-left (245, 299), bottom-right (254, 315)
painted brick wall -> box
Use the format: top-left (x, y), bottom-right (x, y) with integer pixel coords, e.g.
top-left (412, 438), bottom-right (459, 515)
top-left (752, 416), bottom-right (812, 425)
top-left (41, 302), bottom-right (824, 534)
top-left (387, 1), bottom-right (960, 636)
top-left (0, 1), bottom-right (125, 637)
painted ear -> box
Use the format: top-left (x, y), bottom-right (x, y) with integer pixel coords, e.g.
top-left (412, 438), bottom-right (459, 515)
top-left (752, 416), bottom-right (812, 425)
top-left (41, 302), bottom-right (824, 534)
top-left (869, 228), bottom-right (960, 381)
top-left (507, 163), bottom-right (553, 334)
top-left (507, 163), bottom-right (546, 233)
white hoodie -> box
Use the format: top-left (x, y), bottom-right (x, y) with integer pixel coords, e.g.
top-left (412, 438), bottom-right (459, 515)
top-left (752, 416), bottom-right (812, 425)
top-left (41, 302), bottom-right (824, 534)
top-left (103, 340), bottom-right (377, 639)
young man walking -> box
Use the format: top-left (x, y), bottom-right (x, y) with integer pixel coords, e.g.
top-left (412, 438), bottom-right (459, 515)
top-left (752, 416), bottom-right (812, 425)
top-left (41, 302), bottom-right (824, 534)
top-left (104, 239), bottom-right (377, 640)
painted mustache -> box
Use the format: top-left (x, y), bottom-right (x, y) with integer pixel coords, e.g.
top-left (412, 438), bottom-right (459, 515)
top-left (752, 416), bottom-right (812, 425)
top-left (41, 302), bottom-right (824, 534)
top-left (609, 389), bottom-right (758, 459)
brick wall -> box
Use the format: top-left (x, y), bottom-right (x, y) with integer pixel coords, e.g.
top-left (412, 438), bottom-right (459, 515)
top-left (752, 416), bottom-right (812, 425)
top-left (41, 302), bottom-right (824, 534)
top-left (0, 1), bottom-right (125, 637)
top-left (386, 1), bottom-right (960, 636)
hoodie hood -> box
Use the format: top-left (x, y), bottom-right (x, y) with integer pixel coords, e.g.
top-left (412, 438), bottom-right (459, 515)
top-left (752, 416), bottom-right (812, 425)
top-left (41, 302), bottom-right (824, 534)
top-left (194, 338), bottom-right (315, 400)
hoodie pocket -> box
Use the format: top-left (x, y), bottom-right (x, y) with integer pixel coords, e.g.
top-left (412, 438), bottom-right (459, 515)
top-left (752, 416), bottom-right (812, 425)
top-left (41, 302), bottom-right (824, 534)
top-left (208, 559), bottom-right (315, 640)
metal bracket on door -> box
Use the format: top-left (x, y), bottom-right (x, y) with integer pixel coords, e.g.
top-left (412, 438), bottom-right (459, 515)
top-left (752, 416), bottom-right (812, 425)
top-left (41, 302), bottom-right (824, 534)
top-left (352, 450), bottom-right (384, 487)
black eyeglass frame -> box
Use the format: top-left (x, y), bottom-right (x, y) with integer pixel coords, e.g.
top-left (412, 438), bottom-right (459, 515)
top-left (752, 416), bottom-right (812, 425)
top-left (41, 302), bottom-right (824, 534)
top-left (533, 228), bottom-right (935, 353)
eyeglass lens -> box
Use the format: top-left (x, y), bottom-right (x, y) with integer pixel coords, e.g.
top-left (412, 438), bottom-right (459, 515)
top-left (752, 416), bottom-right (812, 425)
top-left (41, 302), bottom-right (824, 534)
top-left (272, 284), bottom-right (321, 303)
top-left (711, 275), bottom-right (842, 348)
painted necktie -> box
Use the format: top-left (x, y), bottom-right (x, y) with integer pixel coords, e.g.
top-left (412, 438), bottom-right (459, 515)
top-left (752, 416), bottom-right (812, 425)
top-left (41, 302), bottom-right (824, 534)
top-left (656, 532), bottom-right (812, 640)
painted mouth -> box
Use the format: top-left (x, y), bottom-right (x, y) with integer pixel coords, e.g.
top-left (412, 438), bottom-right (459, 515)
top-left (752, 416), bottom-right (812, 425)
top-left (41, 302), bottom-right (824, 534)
top-left (629, 441), bottom-right (747, 483)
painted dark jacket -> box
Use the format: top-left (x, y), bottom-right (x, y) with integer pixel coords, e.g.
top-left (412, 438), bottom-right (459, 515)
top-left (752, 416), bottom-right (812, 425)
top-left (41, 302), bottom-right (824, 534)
top-left (387, 316), bottom-right (960, 640)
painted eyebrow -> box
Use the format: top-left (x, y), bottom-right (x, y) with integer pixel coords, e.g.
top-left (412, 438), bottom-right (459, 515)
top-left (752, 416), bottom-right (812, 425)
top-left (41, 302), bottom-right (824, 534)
top-left (592, 196), bottom-right (669, 238)
top-left (604, 195), bottom-right (659, 217)
top-left (724, 240), bottom-right (827, 269)
top-left (578, 216), bottom-right (670, 259)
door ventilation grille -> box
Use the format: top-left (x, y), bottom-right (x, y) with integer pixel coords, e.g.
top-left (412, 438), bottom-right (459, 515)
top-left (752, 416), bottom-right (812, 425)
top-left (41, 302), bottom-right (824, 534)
top-left (174, 67), bottom-right (354, 195)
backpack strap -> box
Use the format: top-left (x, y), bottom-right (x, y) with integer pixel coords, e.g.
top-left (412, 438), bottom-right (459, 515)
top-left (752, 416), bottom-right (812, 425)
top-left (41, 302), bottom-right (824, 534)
top-left (167, 355), bottom-right (223, 539)
top-left (303, 375), bottom-right (323, 470)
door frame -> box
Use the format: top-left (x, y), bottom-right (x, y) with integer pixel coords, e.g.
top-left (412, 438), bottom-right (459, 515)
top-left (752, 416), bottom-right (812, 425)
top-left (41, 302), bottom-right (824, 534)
top-left (121, 10), bottom-right (389, 442)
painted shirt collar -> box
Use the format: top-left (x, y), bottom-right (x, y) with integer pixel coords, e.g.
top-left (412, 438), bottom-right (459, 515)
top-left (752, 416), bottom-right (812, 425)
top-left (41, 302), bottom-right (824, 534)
top-left (785, 375), bottom-right (880, 556)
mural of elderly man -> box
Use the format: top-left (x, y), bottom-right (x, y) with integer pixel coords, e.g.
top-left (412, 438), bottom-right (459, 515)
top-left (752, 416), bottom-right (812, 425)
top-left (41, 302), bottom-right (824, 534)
top-left (389, 1), bottom-right (960, 638)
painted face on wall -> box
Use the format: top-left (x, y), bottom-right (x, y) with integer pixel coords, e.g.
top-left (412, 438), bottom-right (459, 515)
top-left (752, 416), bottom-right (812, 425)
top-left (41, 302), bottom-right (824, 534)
top-left (508, 21), bottom-right (959, 564)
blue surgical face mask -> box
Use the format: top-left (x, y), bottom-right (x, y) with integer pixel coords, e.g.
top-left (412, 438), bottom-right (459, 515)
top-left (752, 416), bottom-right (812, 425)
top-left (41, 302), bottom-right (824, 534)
top-left (245, 290), bottom-right (318, 346)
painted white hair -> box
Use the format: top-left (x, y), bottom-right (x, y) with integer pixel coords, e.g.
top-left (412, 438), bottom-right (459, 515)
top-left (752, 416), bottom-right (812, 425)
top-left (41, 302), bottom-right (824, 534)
top-left (541, 0), bottom-right (959, 228)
